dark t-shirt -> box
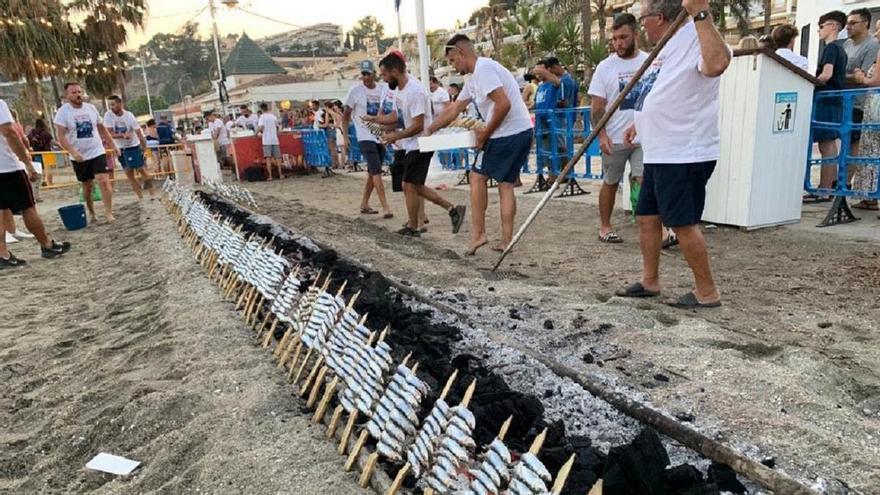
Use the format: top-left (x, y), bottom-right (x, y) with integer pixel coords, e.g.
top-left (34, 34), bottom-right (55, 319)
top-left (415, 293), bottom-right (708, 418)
top-left (816, 42), bottom-right (848, 92)
top-left (156, 123), bottom-right (175, 144)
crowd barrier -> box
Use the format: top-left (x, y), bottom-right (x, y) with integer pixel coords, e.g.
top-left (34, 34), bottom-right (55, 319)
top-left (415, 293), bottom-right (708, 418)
top-left (299, 129), bottom-right (334, 171)
top-left (31, 144), bottom-right (190, 190)
top-left (807, 88), bottom-right (880, 226)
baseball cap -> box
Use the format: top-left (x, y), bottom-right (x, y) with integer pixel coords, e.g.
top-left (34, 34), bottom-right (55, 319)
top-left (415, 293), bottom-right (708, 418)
top-left (360, 60), bottom-right (376, 74)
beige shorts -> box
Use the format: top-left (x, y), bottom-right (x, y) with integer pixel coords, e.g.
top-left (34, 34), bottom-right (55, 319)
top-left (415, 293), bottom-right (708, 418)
top-left (601, 144), bottom-right (643, 185)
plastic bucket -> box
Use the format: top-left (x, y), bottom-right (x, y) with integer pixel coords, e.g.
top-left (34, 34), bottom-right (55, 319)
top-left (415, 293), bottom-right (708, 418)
top-left (57, 204), bottom-right (87, 231)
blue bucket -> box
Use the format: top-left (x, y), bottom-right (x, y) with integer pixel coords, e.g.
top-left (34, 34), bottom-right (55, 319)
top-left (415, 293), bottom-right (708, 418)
top-left (58, 204), bottom-right (87, 231)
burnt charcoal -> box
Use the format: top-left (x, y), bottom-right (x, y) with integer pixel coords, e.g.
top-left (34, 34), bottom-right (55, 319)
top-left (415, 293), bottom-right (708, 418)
top-left (572, 315), bottom-right (588, 329)
top-left (760, 457), bottom-right (776, 468)
top-left (603, 428), bottom-right (670, 495)
top-left (543, 319), bottom-right (554, 330)
top-left (583, 353), bottom-right (595, 364)
top-left (595, 323), bottom-right (614, 334)
top-left (654, 373), bottom-right (670, 383)
top-left (707, 463), bottom-right (746, 494)
top-left (674, 412), bottom-right (695, 423)
top-left (453, 292), bottom-right (467, 302)
top-left (663, 464), bottom-right (721, 495)
top-left (487, 286), bottom-right (495, 292)
top-left (509, 308), bottom-right (522, 320)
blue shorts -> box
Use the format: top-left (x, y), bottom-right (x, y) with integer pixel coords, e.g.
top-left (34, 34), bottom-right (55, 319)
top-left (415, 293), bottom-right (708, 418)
top-left (120, 146), bottom-right (145, 170)
top-left (636, 161), bottom-right (716, 228)
top-left (359, 141), bottom-right (385, 176)
top-left (474, 129), bottom-right (532, 183)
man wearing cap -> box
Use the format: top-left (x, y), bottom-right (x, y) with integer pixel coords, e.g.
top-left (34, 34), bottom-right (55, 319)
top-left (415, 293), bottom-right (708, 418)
top-left (430, 34), bottom-right (534, 255)
top-left (343, 60), bottom-right (394, 218)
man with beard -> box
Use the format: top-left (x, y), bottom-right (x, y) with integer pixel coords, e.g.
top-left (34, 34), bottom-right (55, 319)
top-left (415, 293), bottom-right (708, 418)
top-left (369, 51), bottom-right (466, 237)
top-left (429, 34), bottom-right (533, 255)
top-left (588, 13), bottom-right (648, 244)
top-left (104, 95), bottom-right (155, 200)
top-left (342, 60), bottom-right (393, 218)
top-left (54, 82), bottom-right (119, 223)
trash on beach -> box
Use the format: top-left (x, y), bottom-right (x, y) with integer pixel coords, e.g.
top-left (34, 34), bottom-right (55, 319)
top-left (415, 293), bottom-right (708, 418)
top-left (85, 453), bottom-right (141, 475)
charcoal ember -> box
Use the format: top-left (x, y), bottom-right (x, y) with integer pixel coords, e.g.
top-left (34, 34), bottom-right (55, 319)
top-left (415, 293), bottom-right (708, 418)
top-left (706, 463), bottom-right (746, 494)
top-left (543, 319), bottom-right (554, 329)
top-left (509, 308), bottom-right (522, 320)
top-left (663, 464), bottom-right (721, 495)
top-left (603, 428), bottom-right (670, 495)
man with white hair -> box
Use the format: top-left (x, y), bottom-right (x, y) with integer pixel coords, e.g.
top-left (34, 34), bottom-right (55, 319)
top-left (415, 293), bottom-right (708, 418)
top-left (616, 0), bottom-right (730, 308)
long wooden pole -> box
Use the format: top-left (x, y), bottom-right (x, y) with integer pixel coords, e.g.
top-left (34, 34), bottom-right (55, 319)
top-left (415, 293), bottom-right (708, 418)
top-left (491, 10), bottom-right (690, 272)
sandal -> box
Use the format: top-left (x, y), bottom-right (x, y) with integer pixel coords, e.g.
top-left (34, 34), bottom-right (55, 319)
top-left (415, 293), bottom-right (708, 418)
top-left (598, 231), bottom-right (623, 244)
top-left (383, 212), bottom-right (394, 219)
top-left (615, 282), bottom-right (660, 298)
top-left (360, 207), bottom-right (379, 215)
top-left (666, 292), bottom-right (721, 309)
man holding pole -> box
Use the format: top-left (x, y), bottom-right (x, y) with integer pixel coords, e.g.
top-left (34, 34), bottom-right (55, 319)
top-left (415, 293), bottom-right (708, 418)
top-left (430, 34), bottom-right (533, 255)
top-left (616, 0), bottom-right (730, 308)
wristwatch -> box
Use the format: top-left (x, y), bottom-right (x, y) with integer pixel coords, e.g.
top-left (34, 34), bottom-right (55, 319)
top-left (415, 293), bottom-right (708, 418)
top-left (693, 10), bottom-right (711, 22)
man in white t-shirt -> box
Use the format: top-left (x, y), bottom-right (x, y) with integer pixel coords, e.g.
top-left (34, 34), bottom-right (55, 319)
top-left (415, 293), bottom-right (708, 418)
top-left (589, 14), bottom-right (649, 244)
top-left (234, 105), bottom-right (258, 132)
top-left (207, 110), bottom-right (231, 170)
top-left (429, 77), bottom-right (451, 117)
top-left (430, 34), bottom-right (533, 255)
top-left (771, 24), bottom-right (809, 72)
top-left (257, 102), bottom-right (282, 180)
top-left (0, 98), bottom-right (70, 268)
top-left (104, 95), bottom-right (155, 200)
top-left (54, 82), bottom-right (118, 223)
top-left (616, 0), bottom-right (730, 309)
top-left (370, 51), bottom-right (466, 238)
top-left (343, 60), bottom-right (393, 217)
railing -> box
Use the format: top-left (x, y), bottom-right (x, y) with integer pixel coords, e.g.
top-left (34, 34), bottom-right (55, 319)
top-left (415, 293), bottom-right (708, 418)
top-left (31, 143), bottom-right (190, 190)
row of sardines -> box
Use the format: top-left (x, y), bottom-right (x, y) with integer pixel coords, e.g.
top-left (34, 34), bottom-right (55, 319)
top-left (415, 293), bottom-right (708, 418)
top-left (163, 179), bottom-right (576, 495)
top-left (203, 179), bottom-right (259, 209)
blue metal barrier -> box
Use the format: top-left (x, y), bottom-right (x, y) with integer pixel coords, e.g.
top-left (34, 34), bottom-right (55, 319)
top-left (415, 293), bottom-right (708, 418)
top-left (807, 88), bottom-right (880, 226)
top-left (533, 106), bottom-right (602, 178)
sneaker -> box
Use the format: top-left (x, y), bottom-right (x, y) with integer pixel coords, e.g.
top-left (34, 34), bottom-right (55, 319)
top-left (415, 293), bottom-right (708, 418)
top-left (41, 240), bottom-right (71, 259)
top-left (13, 229), bottom-right (34, 240)
top-left (449, 205), bottom-right (467, 234)
top-left (396, 226), bottom-right (421, 237)
top-left (0, 252), bottom-right (26, 269)
top-left (5, 232), bottom-right (18, 243)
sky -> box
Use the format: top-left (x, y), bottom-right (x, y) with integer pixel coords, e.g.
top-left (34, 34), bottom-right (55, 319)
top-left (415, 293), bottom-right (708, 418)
top-left (126, 0), bottom-right (491, 49)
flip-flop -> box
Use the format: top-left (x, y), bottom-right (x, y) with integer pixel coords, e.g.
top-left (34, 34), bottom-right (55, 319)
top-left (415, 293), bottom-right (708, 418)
top-left (383, 212), bottom-right (394, 219)
top-left (666, 292), bottom-right (721, 309)
top-left (464, 240), bottom-right (488, 256)
top-left (360, 208), bottom-right (379, 214)
top-left (615, 282), bottom-right (660, 298)
top-left (598, 231), bottom-right (623, 244)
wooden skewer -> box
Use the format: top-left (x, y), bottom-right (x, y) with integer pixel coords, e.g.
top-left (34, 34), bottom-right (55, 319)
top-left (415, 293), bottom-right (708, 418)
top-left (305, 364), bottom-right (328, 405)
top-left (335, 280), bottom-right (348, 297)
top-left (410, 362), bottom-right (419, 374)
top-left (299, 354), bottom-right (324, 393)
top-left (377, 325), bottom-right (389, 343)
top-left (291, 347), bottom-right (313, 384)
top-left (460, 378), bottom-right (477, 408)
top-left (587, 479), bottom-right (603, 495)
top-left (336, 409), bottom-right (360, 456)
top-left (440, 369), bottom-right (458, 401)
top-left (550, 453), bottom-right (577, 495)
top-left (365, 331), bottom-right (377, 346)
top-left (358, 452), bottom-right (379, 488)
top-left (261, 319), bottom-right (279, 348)
top-left (325, 404), bottom-right (345, 438)
top-left (312, 376), bottom-right (339, 423)
top-left (341, 413), bottom-right (363, 458)
top-left (497, 415), bottom-right (513, 442)
top-left (528, 427), bottom-right (548, 455)
top-left (386, 462), bottom-right (410, 495)
top-left (285, 342), bottom-right (304, 380)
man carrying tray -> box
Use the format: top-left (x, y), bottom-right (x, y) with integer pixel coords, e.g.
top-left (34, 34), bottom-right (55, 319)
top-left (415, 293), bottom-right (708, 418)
top-left (428, 34), bottom-right (533, 255)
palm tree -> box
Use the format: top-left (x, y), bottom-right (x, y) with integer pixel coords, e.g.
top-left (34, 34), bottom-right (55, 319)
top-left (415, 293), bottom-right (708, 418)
top-left (536, 18), bottom-right (564, 56)
top-left (763, 0), bottom-right (772, 35)
top-left (67, 0), bottom-right (147, 98)
top-left (560, 18), bottom-right (581, 70)
top-left (0, 0), bottom-right (76, 112)
top-left (709, 0), bottom-right (752, 36)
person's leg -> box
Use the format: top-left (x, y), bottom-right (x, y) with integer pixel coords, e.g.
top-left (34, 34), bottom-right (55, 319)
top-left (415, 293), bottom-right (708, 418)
top-left (83, 180), bottom-right (97, 221)
top-left (418, 198), bottom-right (428, 227)
top-left (20, 206), bottom-right (51, 246)
top-left (403, 182), bottom-right (421, 229)
top-left (125, 168), bottom-right (143, 200)
top-left (0, 210), bottom-right (7, 258)
top-left (139, 168), bottom-right (156, 198)
top-left (372, 174), bottom-right (391, 215)
top-left (599, 183), bottom-right (619, 235)
top-left (468, 172), bottom-right (489, 252)
top-left (95, 172), bottom-right (114, 222)
top-left (2, 209), bottom-right (14, 235)
top-left (497, 182), bottom-right (516, 249)
top-left (416, 185), bottom-right (453, 211)
top-left (638, 214), bottom-right (663, 292)
top-left (671, 224), bottom-right (720, 303)
top-left (361, 174), bottom-right (374, 210)
top-left (818, 139), bottom-right (838, 190)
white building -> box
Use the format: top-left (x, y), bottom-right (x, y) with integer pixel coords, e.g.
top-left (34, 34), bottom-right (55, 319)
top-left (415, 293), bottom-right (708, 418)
top-left (796, 0), bottom-right (880, 71)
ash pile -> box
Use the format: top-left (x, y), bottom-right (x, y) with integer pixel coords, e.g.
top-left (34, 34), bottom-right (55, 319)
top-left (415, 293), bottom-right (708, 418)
top-left (162, 179), bottom-right (750, 495)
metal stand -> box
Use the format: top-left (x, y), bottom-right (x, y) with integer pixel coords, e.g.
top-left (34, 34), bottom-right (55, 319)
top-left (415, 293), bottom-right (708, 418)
top-left (525, 174), bottom-right (550, 194)
top-left (557, 176), bottom-right (589, 197)
top-left (457, 170), bottom-right (470, 186)
top-left (817, 195), bottom-right (859, 227)
top-left (487, 177), bottom-right (497, 189)
top-left (322, 167), bottom-right (336, 178)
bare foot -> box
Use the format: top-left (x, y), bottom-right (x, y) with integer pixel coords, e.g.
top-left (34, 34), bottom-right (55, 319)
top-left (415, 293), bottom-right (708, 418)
top-left (106, 215), bottom-right (115, 223)
top-left (465, 237), bottom-right (489, 256)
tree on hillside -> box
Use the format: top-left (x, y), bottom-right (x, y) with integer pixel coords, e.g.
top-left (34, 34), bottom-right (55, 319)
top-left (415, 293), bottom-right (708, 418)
top-left (709, 0), bottom-right (753, 35)
top-left (128, 94), bottom-right (166, 116)
top-left (351, 16), bottom-right (385, 50)
top-left (344, 33), bottom-right (352, 51)
top-left (503, 2), bottom-right (543, 61)
top-left (536, 18), bottom-right (563, 56)
top-left (142, 22), bottom-right (214, 104)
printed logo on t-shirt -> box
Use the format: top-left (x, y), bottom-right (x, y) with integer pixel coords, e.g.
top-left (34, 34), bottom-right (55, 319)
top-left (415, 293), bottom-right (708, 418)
top-left (618, 70), bottom-right (643, 111)
top-left (633, 58), bottom-right (664, 111)
top-left (381, 99), bottom-right (394, 115)
top-left (75, 118), bottom-right (95, 139)
top-left (366, 96), bottom-right (381, 116)
top-left (113, 122), bottom-right (128, 134)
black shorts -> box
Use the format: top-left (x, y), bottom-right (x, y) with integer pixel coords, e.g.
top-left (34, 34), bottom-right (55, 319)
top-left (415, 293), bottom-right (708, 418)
top-left (636, 161), bottom-right (716, 228)
top-left (0, 170), bottom-right (35, 213)
top-left (401, 151), bottom-right (433, 186)
top-left (73, 155), bottom-right (108, 182)
top-left (359, 141), bottom-right (385, 176)
top-left (391, 150), bottom-right (406, 192)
